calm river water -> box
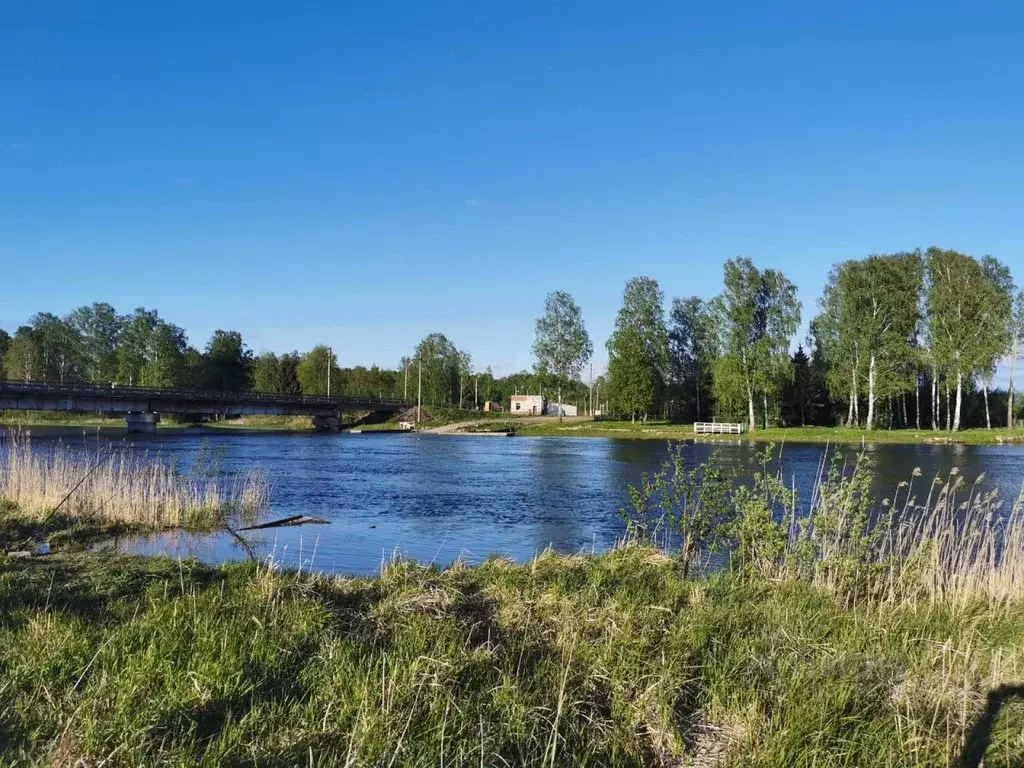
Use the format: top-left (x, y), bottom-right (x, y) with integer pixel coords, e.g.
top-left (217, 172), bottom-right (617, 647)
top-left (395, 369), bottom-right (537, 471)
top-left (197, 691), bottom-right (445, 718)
top-left (13, 428), bottom-right (1024, 575)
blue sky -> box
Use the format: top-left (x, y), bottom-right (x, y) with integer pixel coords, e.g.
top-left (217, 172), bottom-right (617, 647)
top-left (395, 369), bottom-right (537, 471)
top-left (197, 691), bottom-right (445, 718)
top-left (2, 2), bottom-right (1023, 377)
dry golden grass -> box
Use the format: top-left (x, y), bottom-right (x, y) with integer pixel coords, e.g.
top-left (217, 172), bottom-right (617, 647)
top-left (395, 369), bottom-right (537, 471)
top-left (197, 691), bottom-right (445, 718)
top-left (866, 470), bottom-right (1024, 607)
top-left (0, 431), bottom-right (268, 530)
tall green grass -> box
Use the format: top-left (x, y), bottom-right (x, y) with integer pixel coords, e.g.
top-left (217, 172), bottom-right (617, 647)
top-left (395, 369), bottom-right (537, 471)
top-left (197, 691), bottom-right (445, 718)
top-left (0, 548), bottom-right (1022, 766)
top-left (620, 445), bottom-right (1024, 608)
top-left (2, 446), bottom-right (1024, 765)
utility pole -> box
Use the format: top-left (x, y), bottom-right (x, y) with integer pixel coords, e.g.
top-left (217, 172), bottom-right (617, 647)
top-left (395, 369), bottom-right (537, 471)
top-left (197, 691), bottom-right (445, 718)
top-left (417, 358), bottom-right (422, 423)
top-left (474, 374), bottom-right (478, 410)
top-left (589, 363), bottom-right (593, 417)
top-left (327, 346), bottom-right (332, 398)
top-left (404, 359), bottom-right (409, 401)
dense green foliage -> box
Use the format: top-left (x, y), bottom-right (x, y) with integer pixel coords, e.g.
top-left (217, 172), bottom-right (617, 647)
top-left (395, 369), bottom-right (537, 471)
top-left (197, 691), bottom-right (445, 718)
top-left (600, 247), bottom-right (1022, 432)
top-left (606, 278), bottom-right (669, 421)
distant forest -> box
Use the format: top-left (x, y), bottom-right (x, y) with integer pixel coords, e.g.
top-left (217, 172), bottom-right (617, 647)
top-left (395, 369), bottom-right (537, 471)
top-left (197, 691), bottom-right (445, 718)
top-left (3, 246), bottom-right (1022, 431)
top-left (0, 306), bottom-right (586, 413)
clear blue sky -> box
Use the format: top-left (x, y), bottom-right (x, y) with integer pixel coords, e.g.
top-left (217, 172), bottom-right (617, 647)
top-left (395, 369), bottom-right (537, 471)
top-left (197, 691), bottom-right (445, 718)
top-left (3, 2), bottom-right (1023, 377)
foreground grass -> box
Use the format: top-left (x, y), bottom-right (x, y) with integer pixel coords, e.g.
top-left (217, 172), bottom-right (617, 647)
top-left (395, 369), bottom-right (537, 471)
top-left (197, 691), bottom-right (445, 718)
top-left (0, 547), bottom-right (1021, 766)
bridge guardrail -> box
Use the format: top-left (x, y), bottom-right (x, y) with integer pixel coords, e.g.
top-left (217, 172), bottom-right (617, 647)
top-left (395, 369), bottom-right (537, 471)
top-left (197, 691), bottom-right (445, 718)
top-left (0, 379), bottom-right (411, 408)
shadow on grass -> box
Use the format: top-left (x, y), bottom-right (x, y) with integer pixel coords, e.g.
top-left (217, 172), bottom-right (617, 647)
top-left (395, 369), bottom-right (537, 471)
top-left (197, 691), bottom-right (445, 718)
top-left (0, 511), bottom-right (140, 552)
top-left (0, 554), bottom-right (224, 629)
top-left (151, 635), bottom-right (321, 763)
top-left (958, 683), bottom-right (1024, 768)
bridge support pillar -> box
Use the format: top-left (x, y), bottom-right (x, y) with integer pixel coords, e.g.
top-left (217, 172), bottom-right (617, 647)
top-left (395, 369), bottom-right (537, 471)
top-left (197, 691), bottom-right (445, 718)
top-left (311, 415), bottom-right (339, 431)
top-left (126, 412), bottom-right (160, 433)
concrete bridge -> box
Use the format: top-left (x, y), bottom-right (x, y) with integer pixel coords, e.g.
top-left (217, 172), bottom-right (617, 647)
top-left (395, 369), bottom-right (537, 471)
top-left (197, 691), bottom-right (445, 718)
top-left (0, 379), bottom-right (410, 432)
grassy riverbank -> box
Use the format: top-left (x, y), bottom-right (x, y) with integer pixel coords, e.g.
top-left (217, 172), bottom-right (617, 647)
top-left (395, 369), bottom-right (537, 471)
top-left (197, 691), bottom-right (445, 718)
top-left (475, 418), bottom-right (1024, 445)
top-left (0, 411), bottom-right (131, 429)
top-left (3, 436), bottom-right (1024, 763)
top-left (205, 414), bottom-right (317, 431)
top-left (9, 410), bottom-right (1024, 444)
top-left (0, 547), bottom-right (1020, 766)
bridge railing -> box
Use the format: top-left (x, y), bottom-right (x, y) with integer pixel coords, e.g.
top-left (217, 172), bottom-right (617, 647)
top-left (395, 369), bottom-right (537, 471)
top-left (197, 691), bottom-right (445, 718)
top-left (0, 379), bottom-right (411, 408)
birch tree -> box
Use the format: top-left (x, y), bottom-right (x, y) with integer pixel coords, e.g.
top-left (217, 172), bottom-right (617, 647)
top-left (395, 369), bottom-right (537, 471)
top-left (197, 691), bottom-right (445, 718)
top-left (608, 325), bottom-right (654, 421)
top-left (533, 291), bottom-right (592, 422)
top-left (606, 278), bottom-right (668, 421)
top-left (68, 302), bottom-right (122, 384)
top-left (668, 296), bottom-right (716, 422)
top-left (1007, 290), bottom-right (1024, 430)
top-left (710, 258), bottom-right (800, 431)
top-left (813, 269), bottom-right (861, 427)
top-left (846, 253), bottom-right (923, 430)
top-left (978, 257), bottom-right (1013, 429)
top-left (925, 248), bottom-right (1009, 432)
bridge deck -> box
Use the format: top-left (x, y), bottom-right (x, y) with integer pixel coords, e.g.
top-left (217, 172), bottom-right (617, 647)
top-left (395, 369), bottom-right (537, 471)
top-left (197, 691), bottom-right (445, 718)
top-left (0, 379), bottom-right (409, 417)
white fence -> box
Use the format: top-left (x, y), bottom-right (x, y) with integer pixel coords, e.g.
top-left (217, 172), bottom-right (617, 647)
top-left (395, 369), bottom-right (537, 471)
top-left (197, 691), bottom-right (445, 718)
top-left (693, 422), bottom-right (744, 435)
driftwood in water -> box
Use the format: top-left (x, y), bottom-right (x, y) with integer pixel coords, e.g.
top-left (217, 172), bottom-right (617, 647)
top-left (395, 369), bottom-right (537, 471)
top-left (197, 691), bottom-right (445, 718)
top-left (239, 515), bottom-right (330, 531)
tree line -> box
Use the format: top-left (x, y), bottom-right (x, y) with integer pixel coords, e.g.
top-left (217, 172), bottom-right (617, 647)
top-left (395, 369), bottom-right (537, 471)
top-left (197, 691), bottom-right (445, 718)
top-left (0, 304), bottom-right (400, 400)
top-left (599, 247), bottom-right (1024, 432)
top-left (4, 245), bottom-right (1021, 432)
top-left (0, 304), bottom-right (596, 409)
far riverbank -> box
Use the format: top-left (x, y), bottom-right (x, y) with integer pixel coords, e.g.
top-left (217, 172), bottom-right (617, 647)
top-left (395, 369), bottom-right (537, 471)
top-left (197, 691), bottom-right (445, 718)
top-left (6, 410), bottom-right (1024, 444)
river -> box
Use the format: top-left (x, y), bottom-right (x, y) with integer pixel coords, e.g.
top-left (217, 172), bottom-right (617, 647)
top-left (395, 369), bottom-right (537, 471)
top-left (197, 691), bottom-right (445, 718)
top-left (11, 428), bottom-right (1024, 575)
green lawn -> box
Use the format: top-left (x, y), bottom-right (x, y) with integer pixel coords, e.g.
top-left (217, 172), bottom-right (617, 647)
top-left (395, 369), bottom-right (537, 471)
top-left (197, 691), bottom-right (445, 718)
top-left (0, 412), bottom-right (131, 429)
top-left (0, 547), bottom-right (1020, 766)
top-left (498, 419), bottom-right (1024, 444)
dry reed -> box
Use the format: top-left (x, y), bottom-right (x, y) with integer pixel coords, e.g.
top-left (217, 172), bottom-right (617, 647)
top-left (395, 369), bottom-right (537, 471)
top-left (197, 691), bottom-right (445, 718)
top-left (796, 454), bottom-right (1024, 607)
top-left (0, 431), bottom-right (268, 530)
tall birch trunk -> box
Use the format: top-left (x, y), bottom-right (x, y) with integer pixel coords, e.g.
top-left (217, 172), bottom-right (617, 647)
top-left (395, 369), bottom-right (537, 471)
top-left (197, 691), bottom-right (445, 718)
top-left (866, 354), bottom-right (876, 430)
top-left (695, 363), bottom-right (702, 422)
top-left (931, 369), bottom-right (938, 430)
top-left (915, 374), bottom-right (921, 429)
top-left (983, 381), bottom-right (991, 430)
top-left (952, 372), bottom-right (962, 432)
top-left (945, 380), bottom-right (951, 431)
top-left (1009, 349), bottom-right (1017, 431)
top-left (746, 380), bottom-right (756, 432)
top-left (853, 374), bottom-right (860, 427)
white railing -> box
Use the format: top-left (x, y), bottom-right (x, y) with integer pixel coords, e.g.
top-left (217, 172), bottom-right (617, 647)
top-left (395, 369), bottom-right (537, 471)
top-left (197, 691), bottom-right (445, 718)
top-left (693, 422), bottom-right (744, 435)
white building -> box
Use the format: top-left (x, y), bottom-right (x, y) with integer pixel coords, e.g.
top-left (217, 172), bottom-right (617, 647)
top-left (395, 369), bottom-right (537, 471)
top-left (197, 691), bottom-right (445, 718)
top-left (545, 402), bottom-right (578, 417)
top-left (510, 395), bottom-right (544, 415)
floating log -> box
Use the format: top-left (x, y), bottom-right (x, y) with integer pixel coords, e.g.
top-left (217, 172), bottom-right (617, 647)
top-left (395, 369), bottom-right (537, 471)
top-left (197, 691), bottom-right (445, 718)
top-left (239, 515), bottom-right (330, 531)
